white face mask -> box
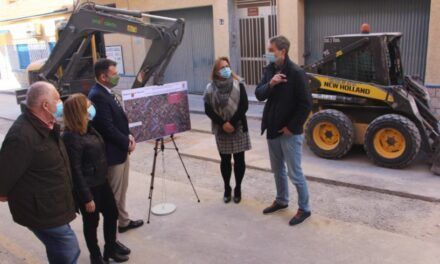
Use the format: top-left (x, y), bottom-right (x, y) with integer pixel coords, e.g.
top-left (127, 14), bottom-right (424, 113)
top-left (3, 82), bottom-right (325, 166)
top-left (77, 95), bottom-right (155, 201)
top-left (87, 105), bottom-right (96, 121)
top-left (265, 52), bottom-right (276, 63)
top-left (265, 50), bottom-right (285, 66)
top-left (45, 101), bottom-right (63, 119)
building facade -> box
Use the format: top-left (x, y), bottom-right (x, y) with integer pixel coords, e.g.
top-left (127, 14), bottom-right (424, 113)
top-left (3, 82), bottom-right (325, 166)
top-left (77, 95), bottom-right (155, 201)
top-left (0, 0), bottom-right (73, 89)
top-left (1, 0), bottom-right (439, 109)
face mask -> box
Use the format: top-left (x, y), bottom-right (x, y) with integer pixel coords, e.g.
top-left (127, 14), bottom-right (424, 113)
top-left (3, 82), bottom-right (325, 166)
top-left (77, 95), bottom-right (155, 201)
top-left (219, 67), bottom-right (232, 79)
top-left (265, 52), bottom-right (276, 63)
top-left (107, 74), bottom-right (120, 88)
top-left (54, 101), bottom-right (63, 118)
top-left (43, 100), bottom-right (62, 119)
top-left (87, 105), bottom-right (96, 121)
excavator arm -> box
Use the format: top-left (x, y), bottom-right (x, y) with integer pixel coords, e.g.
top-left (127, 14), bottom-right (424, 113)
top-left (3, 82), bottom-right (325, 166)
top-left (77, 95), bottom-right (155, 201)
top-left (16, 2), bottom-right (184, 102)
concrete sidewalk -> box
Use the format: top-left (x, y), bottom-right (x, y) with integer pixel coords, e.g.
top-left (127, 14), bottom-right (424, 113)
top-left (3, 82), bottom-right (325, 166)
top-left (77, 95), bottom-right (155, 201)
top-left (185, 113), bottom-right (440, 202)
top-left (0, 170), bottom-right (439, 264)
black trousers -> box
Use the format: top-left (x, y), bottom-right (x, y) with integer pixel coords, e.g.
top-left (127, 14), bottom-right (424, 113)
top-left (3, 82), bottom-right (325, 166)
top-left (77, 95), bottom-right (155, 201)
top-left (79, 182), bottom-right (119, 257)
top-left (220, 151), bottom-right (246, 195)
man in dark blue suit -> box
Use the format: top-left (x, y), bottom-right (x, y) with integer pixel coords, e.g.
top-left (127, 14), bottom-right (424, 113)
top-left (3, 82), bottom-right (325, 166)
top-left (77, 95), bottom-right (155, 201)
top-left (89, 59), bottom-right (144, 237)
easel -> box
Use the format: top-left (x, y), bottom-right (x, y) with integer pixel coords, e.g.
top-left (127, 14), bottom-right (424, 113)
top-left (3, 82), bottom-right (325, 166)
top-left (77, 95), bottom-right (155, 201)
top-left (147, 134), bottom-right (200, 223)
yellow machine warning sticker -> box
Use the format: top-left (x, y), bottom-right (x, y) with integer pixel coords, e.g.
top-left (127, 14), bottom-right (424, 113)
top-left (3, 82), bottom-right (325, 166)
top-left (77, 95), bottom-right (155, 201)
top-left (127, 25), bottom-right (138, 33)
top-left (312, 74), bottom-right (394, 102)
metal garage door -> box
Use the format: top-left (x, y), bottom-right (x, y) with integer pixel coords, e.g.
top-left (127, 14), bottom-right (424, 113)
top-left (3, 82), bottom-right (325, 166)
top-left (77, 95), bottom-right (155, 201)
top-left (305, 0), bottom-right (431, 80)
top-left (152, 7), bottom-right (215, 94)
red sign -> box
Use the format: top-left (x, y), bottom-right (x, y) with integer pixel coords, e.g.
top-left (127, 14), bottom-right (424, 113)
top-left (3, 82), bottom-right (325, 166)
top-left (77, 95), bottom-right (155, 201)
top-left (248, 7), bottom-right (259, 16)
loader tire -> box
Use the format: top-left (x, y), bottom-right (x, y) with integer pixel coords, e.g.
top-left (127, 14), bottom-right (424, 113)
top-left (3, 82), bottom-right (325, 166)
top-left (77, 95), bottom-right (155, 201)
top-left (364, 114), bottom-right (421, 169)
top-left (305, 109), bottom-right (355, 159)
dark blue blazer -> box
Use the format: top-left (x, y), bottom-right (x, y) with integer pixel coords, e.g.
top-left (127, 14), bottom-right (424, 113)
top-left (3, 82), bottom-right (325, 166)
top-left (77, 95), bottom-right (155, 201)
top-left (88, 83), bottom-right (129, 166)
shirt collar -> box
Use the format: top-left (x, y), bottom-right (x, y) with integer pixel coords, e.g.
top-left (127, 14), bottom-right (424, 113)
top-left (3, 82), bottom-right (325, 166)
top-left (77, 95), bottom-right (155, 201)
top-left (23, 107), bottom-right (58, 138)
top-left (96, 81), bottom-right (112, 94)
top-left (28, 109), bottom-right (56, 130)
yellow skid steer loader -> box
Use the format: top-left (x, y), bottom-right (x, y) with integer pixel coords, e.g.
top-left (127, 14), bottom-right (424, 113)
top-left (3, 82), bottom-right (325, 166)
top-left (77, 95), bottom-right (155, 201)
top-left (304, 32), bottom-right (439, 170)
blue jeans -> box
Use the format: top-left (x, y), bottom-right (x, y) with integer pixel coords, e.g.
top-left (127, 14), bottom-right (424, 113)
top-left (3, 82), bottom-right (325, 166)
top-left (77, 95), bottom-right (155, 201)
top-left (267, 134), bottom-right (310, 212)
top-left (30, 224), bottom-right (80, 264)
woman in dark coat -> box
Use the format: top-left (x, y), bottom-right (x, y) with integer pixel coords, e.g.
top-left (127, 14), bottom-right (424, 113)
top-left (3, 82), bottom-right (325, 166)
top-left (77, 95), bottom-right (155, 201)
top-left (204, 57), bottom-right (252, 204)
top-left (62, 94), bottom-right (130, 264)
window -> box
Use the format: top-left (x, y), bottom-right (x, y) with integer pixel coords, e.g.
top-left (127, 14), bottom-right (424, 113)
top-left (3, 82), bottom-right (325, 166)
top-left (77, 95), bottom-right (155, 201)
top-left (335, 47), bottom-right (375, 83)
top-left (321, 46), bottom-right (376, 83)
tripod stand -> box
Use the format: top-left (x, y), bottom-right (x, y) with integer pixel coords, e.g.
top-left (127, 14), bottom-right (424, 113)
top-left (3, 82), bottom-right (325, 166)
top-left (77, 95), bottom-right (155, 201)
top-left (147, 134), bottom-right (200, 223)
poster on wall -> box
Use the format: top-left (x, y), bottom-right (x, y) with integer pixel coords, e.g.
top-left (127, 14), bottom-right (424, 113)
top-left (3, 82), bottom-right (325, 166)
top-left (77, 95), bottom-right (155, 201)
top-left (122, 81), bottom-right (191, 143)
top-left (105, 45), bottom-right (125, 74)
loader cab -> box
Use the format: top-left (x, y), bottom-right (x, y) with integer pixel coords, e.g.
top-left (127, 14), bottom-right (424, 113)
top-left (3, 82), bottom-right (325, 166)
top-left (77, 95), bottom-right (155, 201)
top-left (317, 33), bottom-right (404, 86)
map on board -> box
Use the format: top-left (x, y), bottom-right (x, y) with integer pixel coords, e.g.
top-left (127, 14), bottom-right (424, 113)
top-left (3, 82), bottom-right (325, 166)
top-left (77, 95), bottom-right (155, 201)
top-left (122, 81), bottom-right (191, 142)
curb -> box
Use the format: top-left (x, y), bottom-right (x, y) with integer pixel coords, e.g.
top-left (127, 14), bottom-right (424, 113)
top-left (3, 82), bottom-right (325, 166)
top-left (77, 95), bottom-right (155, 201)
top-left (180, 152), bottom-right (440, 203)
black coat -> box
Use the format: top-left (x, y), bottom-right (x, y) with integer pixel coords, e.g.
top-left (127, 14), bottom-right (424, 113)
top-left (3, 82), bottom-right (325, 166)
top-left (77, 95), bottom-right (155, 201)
top-left (88, 83), bottom-right (130, 166)
top-left (0, 108), bottom-right (76, 229)
top-left (204, 82), bottom-right (249, 133)
top-left (255, 56), bottom-right (312, 139)
top-left (62, 125), bottom-right (108, 204)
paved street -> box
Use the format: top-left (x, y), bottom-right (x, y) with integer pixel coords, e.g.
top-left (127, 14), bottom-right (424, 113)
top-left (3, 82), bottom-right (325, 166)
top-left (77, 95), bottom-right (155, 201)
top-left (0, 93), bottom-right (440, 263)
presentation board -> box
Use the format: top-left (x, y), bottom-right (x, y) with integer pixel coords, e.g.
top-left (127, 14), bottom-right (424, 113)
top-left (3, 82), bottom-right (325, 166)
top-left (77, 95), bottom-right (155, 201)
top-left (122, 81), bottom-right (191, 142)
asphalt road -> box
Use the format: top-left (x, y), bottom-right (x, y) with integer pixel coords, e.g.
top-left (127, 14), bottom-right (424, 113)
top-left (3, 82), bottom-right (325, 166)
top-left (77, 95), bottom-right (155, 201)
top-left (0, 93), bottom-right (440, 263)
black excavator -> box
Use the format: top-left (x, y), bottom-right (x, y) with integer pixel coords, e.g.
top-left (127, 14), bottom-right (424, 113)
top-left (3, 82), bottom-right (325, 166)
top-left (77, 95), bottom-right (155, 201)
top-left (15, 2), bottom-right (185, 103)
top-left (303, 31), bottom-right (440, 170)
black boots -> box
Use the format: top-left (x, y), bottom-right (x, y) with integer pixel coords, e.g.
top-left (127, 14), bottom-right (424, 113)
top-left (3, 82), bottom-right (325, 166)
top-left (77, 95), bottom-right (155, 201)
top-left (233, 187), bottom-right (241, 204)
top-left (103, 244), bottom-right (129, 263)
top-left (223, 186), bottom-right (232, 203)
top-left (91, 242), bottom-right (131, 263)
top-left (103, 251), bottom-right (129, 263)
top-left (90, 254), bottom-right (107, 264)
top-left (224, 186), bottom-right (242, 203)
top-left (114, 241), bottom-right (131, 255)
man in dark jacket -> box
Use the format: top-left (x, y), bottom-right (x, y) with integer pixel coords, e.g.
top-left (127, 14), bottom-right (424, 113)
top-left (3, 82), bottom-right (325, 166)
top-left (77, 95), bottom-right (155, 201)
top-left (0, 81), bottom-right (80, 263)
top-left (88, 59), bottom-right (143, 233)
top-left (256, 35), bottom-right (313, 226)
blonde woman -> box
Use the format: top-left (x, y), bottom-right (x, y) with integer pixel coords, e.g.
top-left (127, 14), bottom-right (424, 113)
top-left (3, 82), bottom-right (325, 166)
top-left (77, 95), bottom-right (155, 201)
top-left (62, 94), bottom-right (130, 263)
top-left (204, 57), bottom-right (251, 204)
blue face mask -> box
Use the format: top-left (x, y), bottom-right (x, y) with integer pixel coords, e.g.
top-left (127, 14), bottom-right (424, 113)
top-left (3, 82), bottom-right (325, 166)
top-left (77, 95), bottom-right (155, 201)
top-left (87, 105), bottom-right (96, 121)
top-left (219, 67), bottom-right (232, 79)
top-left (265, 52), bottom-right (276, 63)
top-left (55, 101), bottom-right (63, 118)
